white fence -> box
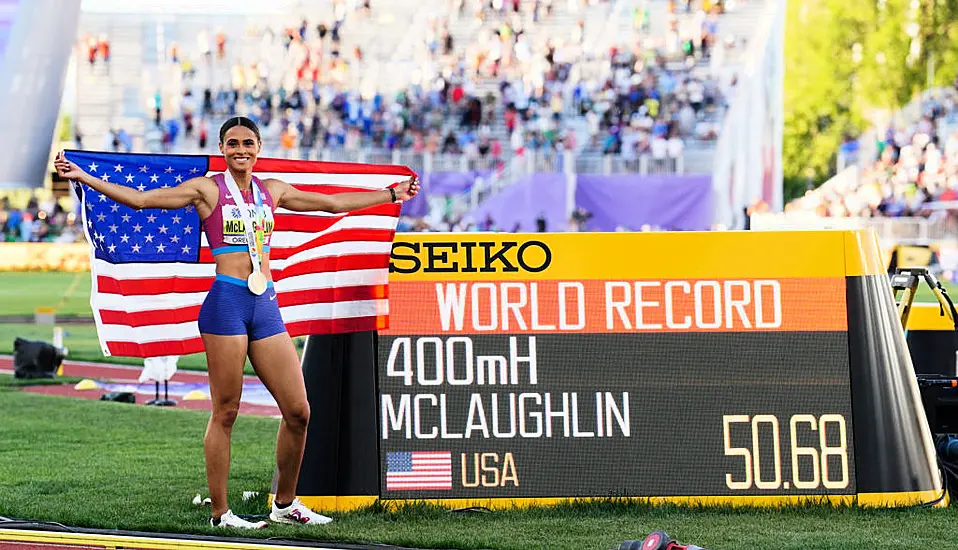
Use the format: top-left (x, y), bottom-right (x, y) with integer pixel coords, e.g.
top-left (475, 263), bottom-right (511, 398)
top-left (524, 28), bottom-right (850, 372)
top-left (147, 142), bottom-right (690, 178)
top-left (751, 212), bottom-right (958, 245)
top-left (860, 216), bottom-right (958, 245)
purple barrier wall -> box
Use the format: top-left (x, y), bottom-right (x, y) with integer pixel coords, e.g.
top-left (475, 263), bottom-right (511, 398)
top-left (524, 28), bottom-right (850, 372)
top-left (402, 172), bottom-right (715, 232)
top-left (575, 174), bottom-right (713, 231)
top-left (399, 170), bottom-right (493, 218)
top-left (400, 190), bottom-right (430, 217)
top-left (424, 171), bottom-right (493, 195)
top-left (469, 173), bottom-right (568, 232)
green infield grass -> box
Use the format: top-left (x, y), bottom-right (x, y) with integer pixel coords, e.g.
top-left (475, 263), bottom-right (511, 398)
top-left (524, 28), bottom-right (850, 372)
top-left (1, 391), bottom-right (958, 549)
top-left (0, 271), bottom-right (93, 317)
top-left (916, 282), bottom-right (958, 303)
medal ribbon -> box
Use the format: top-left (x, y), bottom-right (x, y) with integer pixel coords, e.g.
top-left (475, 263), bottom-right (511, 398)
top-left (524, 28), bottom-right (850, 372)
top-left (221, 172), bottom-right (266, 275)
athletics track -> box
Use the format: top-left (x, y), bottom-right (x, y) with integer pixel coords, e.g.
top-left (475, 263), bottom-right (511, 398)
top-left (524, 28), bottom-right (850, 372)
top-left (0, 528), bottom-right (421, 550)
top-left (0, 359), bottom-right (419, 550)
top-left (0, 356), bottom-right (280, 417)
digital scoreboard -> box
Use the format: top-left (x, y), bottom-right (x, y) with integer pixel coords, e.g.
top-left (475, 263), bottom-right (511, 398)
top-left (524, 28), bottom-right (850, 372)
top-left (372, 231), bottom-right (940, 506)
top-left (378, 331), bottom-right (855, 498)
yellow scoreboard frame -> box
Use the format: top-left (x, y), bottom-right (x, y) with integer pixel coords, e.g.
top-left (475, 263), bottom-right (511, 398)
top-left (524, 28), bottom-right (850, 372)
top-left (284, 229), bottom-right (945, 511)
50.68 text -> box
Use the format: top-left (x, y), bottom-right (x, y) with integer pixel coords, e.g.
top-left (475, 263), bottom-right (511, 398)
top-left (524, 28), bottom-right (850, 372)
top-left (723, 414), bottom-right (849, 491)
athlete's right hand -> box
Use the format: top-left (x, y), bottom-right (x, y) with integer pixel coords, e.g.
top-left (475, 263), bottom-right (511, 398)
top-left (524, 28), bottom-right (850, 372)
top-left (54, 151), bottom-right (88, 182)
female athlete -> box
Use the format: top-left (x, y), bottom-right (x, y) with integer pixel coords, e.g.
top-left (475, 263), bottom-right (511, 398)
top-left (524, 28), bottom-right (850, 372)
top-left (54, 116), bottom-right (420, 529)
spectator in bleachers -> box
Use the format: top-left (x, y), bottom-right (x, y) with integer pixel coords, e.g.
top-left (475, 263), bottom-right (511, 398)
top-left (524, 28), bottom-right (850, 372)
top-left (0, 194), bottom-right (85, 243)
top-left (788, 89), bottom-right (958, 219)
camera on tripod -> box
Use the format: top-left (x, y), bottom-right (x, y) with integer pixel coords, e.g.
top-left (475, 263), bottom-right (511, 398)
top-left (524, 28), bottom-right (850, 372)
top-left (891, 267), bottom-right (958, 490)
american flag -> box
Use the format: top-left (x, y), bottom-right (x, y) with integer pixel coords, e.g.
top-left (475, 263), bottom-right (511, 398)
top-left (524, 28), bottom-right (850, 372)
top-left (385, 451), bottom-right (453, 491)
top-left (65, 150), bottom-right (415, 358)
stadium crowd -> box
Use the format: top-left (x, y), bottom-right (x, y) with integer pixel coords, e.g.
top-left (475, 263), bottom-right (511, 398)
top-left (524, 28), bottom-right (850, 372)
top-left (52, 0), bottom-right (747, 238)
top-left (0, 197), bottom-right (84, 243)
top-left (77, 0), bottom-right (736, 165)
top-left (786, 90), bottom-right (958, 218)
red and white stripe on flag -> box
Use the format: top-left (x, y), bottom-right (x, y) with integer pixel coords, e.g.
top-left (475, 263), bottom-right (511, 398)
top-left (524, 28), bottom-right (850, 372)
top-left (88, 156), bottom-right (414, 358)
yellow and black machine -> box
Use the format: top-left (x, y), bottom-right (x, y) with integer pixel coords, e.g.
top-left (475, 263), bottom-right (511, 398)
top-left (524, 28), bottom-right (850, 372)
top-left (887, 243), bottom-right (941, 276)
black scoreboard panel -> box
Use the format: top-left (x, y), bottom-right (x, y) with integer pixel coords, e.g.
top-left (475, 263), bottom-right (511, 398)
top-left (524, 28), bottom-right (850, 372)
top-left (377, 331), bottom-right (855, 499)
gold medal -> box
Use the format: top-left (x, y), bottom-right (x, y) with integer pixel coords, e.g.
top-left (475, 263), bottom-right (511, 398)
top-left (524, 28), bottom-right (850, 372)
top-left (247, 271), bottom-right (268, 295)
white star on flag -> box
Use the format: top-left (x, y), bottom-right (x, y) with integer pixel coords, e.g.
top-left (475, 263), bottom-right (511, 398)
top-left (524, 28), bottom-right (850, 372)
top-left (88, 163), bottom-right (98, 172)
top-left (182, 245), bottom-right (191, 253)
top-left (165, 166), bottom-right (174, 173)
top-left (183, 226), bottom-right (192, 234)
top-left (110, 204), bottom-right (120, 212)
top-left (131, 243), bottom-right (141, 253)
top-left (170, 235), bottom-right (180, 243)
top-left (114, 164), bottom-right (124, 172)
top-left (121, 214), bottom-right (131, 223)
top-left (120, 234), bottom-right (130, 243)
top-left (108, 244), bottom-right (116, 253)
top-left (174, 175), bottom-right (183, 183)
top-left (101, 174), bottom-right (111, 182)
top-left (144, 234), bottom-right (154, 243)
top-left (150, 174), bottom-right (159, 183)
top-left (189, 167), bottom-right (199, 173)
top-left (125, 174), bottom-right (134, 183)
top-left (146, 214), bottom-right (156, 223)
top-left (171, 215), bottom-right (181, 224)
top-left (159, 225), bottom-right (168, 234)
top-left (139, 165), bottom-right (148, 173)
top-left (96, 213), bottom-right (106, 222)
top-left (99, 194), bottom-right (107, 202)
top-left (156, 244), bottom-right (166, 253)
top-left (109, 224), bottom-right (118, 233)
top-left (137, 184), bottom-right (146, 191)
top-left (133, 224), bottom-right (142, 233)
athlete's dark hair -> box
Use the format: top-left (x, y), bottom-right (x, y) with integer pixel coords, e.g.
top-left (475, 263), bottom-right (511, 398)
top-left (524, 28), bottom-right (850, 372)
top-left (219, 116), bottom-right (261, 144)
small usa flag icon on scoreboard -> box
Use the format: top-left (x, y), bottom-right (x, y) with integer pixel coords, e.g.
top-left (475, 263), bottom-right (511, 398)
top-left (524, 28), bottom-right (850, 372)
top-left (385, 451), bottom-right (453, 491)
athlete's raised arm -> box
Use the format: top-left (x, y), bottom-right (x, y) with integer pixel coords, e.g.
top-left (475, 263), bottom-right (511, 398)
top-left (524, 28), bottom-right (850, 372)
top-left (268, 175), bottom-right (420, 213)
top-left (54, 151), bottom-right (210, 211)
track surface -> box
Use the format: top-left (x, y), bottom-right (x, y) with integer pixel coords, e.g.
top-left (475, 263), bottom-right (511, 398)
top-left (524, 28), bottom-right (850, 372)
top-left (0, 356), bottom-right (281, 417)
top-left (0, 359), bottom-right (389, 550)
top-left (0, 544), bottom-right (105, 550)
top-left (0, 528), bottom-right (399, 550)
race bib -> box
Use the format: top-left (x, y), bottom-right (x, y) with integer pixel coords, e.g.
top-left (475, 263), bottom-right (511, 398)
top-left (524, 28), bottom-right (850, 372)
top-left (221, 204), bottom-right (274, 246)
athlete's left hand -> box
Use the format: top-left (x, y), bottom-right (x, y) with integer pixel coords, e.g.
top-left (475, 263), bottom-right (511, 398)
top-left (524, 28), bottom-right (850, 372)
top-left (393, 176), bottom-right (420, 201)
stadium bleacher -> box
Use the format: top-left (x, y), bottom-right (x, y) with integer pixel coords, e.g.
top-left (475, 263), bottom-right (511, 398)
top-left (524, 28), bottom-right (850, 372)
top-left (0, 0), bottom-right (772, 242)
top-left (57, 0), bottom-right (765, 232)
top-left (69, 2), bottom-right (757, 159)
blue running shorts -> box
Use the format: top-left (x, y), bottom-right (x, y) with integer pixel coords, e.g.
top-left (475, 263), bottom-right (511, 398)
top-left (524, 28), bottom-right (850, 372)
top-left (197, 274), bottom-right (286, 341)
